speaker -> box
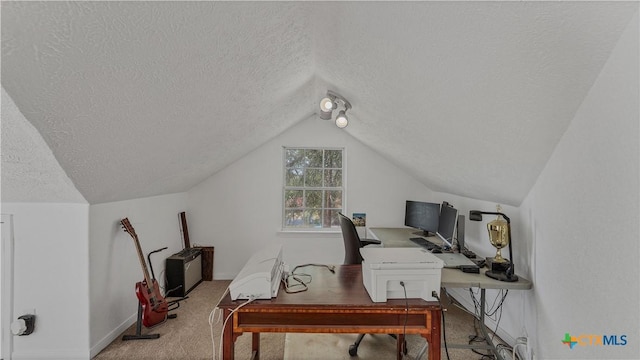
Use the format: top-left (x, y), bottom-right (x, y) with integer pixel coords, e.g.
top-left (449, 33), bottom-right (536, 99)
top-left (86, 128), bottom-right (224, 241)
top-left (456, 214), bottom-right (466, 251)
top-left (165, 249), bottom-right (203, 297)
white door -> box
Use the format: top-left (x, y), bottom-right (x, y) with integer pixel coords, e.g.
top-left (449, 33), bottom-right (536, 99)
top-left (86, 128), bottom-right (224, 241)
top-left (1, 214), bottom-right (14, 360)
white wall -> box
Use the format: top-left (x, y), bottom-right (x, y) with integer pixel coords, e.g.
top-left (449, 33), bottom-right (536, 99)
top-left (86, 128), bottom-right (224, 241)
top-left (2, 85), bottom-right (91, 359)
top-left (88, 192), bottom-right (188, 357)
top-left (520, 11), bottom-right (639, 359)
top-left (1, 203), bottom-right (90, 360)
top-left (187, 116), bottom-right (435, 279)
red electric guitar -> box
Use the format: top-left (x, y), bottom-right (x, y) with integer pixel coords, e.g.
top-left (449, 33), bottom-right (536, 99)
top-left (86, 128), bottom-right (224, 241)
top-left (121, 218), bottom-right (169, 328)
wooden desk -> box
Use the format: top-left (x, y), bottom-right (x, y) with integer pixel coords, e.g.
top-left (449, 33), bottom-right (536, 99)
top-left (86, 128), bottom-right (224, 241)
top-left (218, 264), bottom-right (442, 360)
top-left (369, 227), bottom-right (533, 360)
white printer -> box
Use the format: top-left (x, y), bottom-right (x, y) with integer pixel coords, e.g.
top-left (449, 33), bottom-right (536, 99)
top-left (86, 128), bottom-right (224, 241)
top-left (229, 244), bottom-right (284, 300)
top-left (360, 247), bottom-right (443, 302)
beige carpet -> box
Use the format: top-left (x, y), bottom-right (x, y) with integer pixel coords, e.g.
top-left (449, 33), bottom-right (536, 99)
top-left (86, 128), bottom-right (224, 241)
top-left (93, 280), bottom-right (286, 360)
top-left (94, 280), bottom-right (501, 360)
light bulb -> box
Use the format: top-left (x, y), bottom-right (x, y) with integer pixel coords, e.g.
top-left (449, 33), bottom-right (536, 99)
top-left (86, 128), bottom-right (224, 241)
top-left (335, 110), bottom-right (348, 128)
top-left (320, 97), bottom-right (334, 112)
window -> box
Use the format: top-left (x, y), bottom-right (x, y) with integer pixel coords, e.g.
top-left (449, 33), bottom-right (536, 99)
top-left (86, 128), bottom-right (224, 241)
top-left (283, 147), bottom-right (344, 229)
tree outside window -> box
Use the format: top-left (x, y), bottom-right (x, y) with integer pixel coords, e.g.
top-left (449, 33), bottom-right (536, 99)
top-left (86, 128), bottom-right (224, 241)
top-left (283, 148), bottom-right (344, 229)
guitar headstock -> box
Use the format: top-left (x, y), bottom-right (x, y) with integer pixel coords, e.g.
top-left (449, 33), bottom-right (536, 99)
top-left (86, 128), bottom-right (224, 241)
top-left (120, 218), bottom-right (137, 238)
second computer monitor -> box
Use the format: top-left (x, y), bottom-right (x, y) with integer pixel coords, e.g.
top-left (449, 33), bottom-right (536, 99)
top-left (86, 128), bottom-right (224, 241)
top-left (456, 214), bottom-right (466, 250)
top-left (404, 200), bottom-right (440, 237)
top-left (436, 204), bottom-right (458, 248)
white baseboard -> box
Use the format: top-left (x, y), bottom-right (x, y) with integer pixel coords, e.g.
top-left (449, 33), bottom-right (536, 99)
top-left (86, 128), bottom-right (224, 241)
top-left (89, 312), bottom-right (137, 358)
top-left (213, 272), bottom-right (236, 280)
top-left (11, 349), bottom-right (89, 360)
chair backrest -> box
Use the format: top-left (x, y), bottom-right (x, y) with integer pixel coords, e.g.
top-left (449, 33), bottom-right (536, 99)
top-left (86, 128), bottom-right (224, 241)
top-left (338, 212), bottom-right (364, 265)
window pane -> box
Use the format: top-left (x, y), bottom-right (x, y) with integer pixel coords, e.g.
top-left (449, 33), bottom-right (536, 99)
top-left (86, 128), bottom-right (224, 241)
top-left (305, 209), bottom-right (322, 227)
top-left (324, 150), bottom-right (342, 168)
top-left (305, 149), bottom-right (323, 167)
top-left (285, 168), bottom-right (304, 187)
top-left (305, 168), bottom-right (323, 187)
top-left (284, 210), bottom-right (305, 227)
top-left (324, 209), bottom-right (342, 227)
top-left (284, 190), bottom-right (303, 208)
top-left (324, 169), bottom-right (342, 187)
top-left (305, 190), bottom-right (322, 208)
top-left (325, 190), bottom-right (342, 208)
top-left (286, 149), bottom-right (305, 168)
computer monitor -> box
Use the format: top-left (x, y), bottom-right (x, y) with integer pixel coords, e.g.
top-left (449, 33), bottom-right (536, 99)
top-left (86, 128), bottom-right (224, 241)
top-left (404, 200), bottom-right (440, 237)
top-left (436, 203), bottom-right (458, 248)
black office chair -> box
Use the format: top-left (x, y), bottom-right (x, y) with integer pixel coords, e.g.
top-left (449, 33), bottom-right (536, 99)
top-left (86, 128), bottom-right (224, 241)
top-left (337, 213), bottom-right (406, 356)
top-left (338, 212), bottom-right (380, 265)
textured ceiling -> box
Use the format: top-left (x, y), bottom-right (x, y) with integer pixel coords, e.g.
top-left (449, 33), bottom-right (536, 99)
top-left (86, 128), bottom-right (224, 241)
top-left (1, 88), bottom-right (87, 203)
top-left (1, 1), bottom-right (637, 205)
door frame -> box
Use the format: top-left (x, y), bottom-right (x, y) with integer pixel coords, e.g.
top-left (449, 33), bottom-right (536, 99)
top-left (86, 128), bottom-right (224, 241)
top-left (1, 214), bottom-right (14, 360)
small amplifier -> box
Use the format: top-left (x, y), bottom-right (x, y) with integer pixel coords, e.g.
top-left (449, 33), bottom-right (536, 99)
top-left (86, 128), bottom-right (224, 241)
top-left (165, 248), bottom-right (203, 297)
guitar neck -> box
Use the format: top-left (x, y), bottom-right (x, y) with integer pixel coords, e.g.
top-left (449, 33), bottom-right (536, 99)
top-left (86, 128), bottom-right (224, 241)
top-left (121, 218), bottom-right (155, 287)
top-left (132, 233), bottom-right (154, 286)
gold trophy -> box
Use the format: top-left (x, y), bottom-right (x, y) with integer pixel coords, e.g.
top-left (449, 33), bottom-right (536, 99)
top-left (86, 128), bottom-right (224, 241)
top-left (469, 206), bottom-right (518, 282)
top-left (487, 205), bottom-right (509, 264)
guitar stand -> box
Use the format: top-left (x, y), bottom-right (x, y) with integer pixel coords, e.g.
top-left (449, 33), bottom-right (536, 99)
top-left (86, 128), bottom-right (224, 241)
top-left (165, 285), bottom-right (188, 312)
top-left (148, 248), bottom-right (189, 310)
top-left (122, 302), bottom-right (162, 340)
top-left (122, 247), bottom-right (185, 341)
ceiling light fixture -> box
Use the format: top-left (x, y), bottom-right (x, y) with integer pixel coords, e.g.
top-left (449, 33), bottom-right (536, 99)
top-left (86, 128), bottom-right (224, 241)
top-left (318, 90), bottom-right (351, 128)
top-left (335, 110), bottom-right (348, 128)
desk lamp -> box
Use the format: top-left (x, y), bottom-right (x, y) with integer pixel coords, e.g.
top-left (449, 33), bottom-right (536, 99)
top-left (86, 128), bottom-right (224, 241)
top-left (469, 208), bottom-right (518, 282)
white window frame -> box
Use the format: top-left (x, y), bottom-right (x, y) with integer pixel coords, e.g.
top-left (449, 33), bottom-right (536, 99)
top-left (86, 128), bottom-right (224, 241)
top-left (282, 146), bottom-right (346, 231)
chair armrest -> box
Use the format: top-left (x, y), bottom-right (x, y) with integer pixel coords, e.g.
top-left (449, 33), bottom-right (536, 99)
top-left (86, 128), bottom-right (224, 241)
top-left (360, 238), bottom-right (381, 247)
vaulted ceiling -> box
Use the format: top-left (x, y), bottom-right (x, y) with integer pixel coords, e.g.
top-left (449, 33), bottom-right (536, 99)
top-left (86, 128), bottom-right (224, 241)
top-left (2, 1), bottom-right (637, 205)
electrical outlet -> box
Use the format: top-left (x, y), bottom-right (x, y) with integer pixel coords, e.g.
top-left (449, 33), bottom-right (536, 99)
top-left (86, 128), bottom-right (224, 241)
top-left (515, 336), bottom-right (529, 360)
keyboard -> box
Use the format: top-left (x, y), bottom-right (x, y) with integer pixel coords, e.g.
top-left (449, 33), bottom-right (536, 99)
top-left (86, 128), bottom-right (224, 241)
top-left (409, 237), bottom-right (442, 253)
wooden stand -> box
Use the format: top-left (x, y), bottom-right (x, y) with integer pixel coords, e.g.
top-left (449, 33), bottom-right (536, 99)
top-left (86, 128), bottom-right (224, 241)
top-left (195, 246), bottom-right (214, 281)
